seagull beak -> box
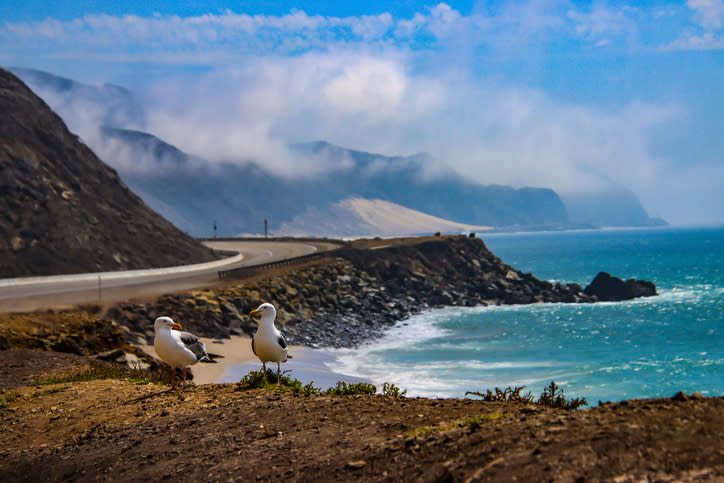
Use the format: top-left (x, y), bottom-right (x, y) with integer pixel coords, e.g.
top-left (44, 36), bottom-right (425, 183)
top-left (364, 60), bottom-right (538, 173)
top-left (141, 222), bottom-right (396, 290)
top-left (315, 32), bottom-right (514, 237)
top-left (171, 323), bottom-right (183, 330)
top-left (249, 309), bottom-right (260, 319)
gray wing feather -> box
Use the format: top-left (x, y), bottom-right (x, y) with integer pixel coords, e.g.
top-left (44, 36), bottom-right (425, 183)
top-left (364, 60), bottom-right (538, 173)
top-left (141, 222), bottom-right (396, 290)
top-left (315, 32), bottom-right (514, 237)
top-left (179, 331), bottom-right (214, 362)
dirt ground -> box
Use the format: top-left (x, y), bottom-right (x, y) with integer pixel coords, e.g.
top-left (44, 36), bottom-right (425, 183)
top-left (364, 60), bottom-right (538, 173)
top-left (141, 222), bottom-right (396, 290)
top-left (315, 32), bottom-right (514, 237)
top-left (1, 349), bottom-right (723, 482)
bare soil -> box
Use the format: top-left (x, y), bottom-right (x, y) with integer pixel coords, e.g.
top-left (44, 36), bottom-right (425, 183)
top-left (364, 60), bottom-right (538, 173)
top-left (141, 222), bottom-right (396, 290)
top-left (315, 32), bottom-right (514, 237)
top-left (1, 348), bottom-right (723, 482)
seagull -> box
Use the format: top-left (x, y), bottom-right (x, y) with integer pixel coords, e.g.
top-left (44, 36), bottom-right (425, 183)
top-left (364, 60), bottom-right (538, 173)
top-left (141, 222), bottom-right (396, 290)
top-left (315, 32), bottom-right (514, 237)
top-left (249, 303), bottom-right (291, 385)
top-left (154, 316), bottom-right (217, 388)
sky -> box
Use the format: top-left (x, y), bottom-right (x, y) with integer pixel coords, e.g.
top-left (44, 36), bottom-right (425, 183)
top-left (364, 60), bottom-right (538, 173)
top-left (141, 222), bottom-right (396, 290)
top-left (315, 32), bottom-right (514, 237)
top-left (1, 0), bottom-right (723, 226)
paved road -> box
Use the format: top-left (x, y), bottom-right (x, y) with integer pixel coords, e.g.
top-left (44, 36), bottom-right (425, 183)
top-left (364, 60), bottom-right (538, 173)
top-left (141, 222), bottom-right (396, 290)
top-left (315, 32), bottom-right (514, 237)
top-left (0, 239), bottom-right (339, 313)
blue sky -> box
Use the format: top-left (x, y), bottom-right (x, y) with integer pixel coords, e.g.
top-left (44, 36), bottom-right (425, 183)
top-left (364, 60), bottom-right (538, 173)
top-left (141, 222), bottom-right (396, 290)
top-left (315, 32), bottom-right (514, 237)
top-left (1, 1), bottom-right (723, 225)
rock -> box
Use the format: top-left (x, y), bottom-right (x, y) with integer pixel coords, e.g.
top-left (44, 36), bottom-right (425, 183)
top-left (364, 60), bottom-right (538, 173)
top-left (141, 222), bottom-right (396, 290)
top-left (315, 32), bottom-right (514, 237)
top-left (119, 352), bottom-right (151, 370)
top-left (96, 349), bottom-right (126, 362)
top-left (672, 391), bottom-right (689, 402)
top-left (583, 272), bottom-right (657, 301)
top-left (345, 460), bottom-right (367, 469)
top-left (96, 349), bottom-right (151, 370)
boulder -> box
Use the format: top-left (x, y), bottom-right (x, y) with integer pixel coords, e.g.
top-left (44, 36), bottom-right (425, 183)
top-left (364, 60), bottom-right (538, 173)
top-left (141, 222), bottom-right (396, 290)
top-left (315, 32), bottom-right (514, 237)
top-left (583, 272), bottom-right (657, 301)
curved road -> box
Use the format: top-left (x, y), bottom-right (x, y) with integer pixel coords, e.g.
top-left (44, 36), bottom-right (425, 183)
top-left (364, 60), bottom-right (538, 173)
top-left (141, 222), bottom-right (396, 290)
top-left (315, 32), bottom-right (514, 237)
top-left (0, 239), bottom-right (340, 314)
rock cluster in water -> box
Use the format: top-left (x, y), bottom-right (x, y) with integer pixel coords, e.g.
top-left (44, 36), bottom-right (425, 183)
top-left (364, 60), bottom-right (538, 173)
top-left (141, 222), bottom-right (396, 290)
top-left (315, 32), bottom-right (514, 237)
top-left (107, 236), bottom-right (656, 349)
top-left (583, 271), bottom-right (657, 301)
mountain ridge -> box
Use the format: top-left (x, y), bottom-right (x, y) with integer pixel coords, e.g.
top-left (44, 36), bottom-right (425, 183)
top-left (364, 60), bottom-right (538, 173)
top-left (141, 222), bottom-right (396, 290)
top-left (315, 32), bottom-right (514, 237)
top-left (101, 127), bottom-right (573, 236)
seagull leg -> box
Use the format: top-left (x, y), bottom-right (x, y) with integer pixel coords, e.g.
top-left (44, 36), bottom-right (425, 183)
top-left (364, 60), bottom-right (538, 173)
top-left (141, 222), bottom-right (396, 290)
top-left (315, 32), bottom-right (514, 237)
top-left (182, 367), bottom-right (188, 389)
top-left (277, 361), bottom-right (281, 387)
top-left (171, 368), bottom-right (176, 389)
top-left (262, 362), bottom-right (267, 382)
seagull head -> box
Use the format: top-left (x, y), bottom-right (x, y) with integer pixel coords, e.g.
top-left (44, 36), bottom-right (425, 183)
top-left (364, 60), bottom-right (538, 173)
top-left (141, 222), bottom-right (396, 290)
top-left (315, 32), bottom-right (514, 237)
top-left (154, 316), bottom-right (183, 331)
top-left (249, 303), bottom-right (277, 322)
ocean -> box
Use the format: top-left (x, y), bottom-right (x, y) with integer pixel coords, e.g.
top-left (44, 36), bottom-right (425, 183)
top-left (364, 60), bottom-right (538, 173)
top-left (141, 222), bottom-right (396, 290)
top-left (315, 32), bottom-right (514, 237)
top-left (327, 226), bottom-right (724, 403)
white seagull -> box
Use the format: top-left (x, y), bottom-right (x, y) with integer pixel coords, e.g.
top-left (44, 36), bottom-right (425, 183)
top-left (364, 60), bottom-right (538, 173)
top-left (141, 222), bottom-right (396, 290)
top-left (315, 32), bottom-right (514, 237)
top-left (249, 303), bottom-right (291, 385)
top-left (154, 316), bottom-right (217, 388)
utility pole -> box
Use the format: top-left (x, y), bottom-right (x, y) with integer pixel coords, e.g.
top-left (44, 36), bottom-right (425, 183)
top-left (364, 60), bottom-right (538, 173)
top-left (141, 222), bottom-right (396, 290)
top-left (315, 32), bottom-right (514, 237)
top-left (264, 218), bottom-right (268, 239)
top-left (95, 260), bottom-right (101, 305)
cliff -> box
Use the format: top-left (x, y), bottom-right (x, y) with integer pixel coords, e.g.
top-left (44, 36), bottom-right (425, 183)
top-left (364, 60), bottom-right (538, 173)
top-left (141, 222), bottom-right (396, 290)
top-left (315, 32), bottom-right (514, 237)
top-left (0, 68), bottom-right (219, 277)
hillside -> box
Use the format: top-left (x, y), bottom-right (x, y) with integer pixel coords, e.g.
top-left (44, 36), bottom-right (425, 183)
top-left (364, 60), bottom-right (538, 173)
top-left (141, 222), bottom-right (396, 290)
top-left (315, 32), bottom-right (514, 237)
top-left (0, 68), bottom-right (219, 278)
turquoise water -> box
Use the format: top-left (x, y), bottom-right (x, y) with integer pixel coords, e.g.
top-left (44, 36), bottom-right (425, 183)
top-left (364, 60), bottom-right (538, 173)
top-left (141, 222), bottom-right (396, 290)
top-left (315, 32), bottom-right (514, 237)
top-left (329, 227), bottom-right (724, 403)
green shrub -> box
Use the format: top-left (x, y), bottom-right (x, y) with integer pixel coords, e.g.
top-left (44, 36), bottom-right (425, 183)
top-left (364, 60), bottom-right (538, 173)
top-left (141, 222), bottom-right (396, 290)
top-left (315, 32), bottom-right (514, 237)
top-left (238, 370), bottom-right (406, 397)
top-left (536, 381), bottom-right (588, 410)
top-left (465, 385), bottom-right (534, 403)
top-left (466, 381), bottom-right (587, 410)
top-left (324, 381), bottom-right (377, 395)
top-left (382, 382), bottom-right (407, 397)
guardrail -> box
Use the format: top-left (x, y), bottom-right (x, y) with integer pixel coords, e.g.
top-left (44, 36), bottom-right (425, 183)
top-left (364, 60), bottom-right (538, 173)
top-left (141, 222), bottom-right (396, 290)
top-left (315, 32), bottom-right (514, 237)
top-left (217, 250), bottom-right (340, 280)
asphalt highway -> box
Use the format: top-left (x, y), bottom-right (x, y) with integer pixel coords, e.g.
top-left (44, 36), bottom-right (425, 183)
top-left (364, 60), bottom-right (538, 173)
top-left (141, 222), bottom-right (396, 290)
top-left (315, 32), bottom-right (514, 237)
top-left (0, 239), bottom-right (340, 313)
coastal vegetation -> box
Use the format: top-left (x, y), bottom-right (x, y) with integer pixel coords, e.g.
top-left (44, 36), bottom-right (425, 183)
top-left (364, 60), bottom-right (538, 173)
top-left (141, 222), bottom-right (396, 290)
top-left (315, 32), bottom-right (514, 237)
top-left (466, 381), bottom-right (588, 411)
top-left (237, 368), bottom-right (404, 397)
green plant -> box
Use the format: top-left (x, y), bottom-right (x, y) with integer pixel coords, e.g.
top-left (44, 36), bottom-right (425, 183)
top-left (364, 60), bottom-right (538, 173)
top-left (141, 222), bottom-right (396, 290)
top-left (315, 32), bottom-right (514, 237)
top-left (238, 370), bottom-right (382, 396)
top-left (465, 386), bottom-right (534, 403)
top-left (0, 391), bottom-right (23, 410)
top-left (239, 368), bottom-right (292, 389)
top-left (536, 381), bottom-right (588, 410)
top-left (35, 385), bottom-right (70, 396)
top-left (324, 381), bottom-right (376, 395)
top-left (466, 381), bottom-right (587, 410)
top-left (299, 381), bottom-right (321, 397)
top-left (382, 382), bottom-right (407, 397)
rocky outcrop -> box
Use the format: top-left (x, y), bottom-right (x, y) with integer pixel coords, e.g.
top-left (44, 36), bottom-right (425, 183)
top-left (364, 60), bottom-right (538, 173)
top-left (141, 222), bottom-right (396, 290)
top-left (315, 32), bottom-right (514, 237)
top-left (106, 236), bottom-right (635, 349)
top-left (583, 272), bottom-right (657, 301)
top-left (0, 68), bottom-right (219, 278)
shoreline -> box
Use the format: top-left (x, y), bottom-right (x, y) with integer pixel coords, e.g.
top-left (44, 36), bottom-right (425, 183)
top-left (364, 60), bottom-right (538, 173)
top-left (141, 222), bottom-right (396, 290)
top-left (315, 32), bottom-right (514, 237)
top-left (139, 335), bottom-right (369, 388)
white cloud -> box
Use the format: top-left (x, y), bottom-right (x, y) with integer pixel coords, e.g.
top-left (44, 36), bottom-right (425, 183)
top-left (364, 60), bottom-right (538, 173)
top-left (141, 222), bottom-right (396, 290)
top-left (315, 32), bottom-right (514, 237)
top-left (0, 1), bottom-right (660, 64)
top-left (664, 0), bottom-right (724, 50)
top-left (107, 48), bottom-right (673, 199)
top-left (322, 58), bottom-right (407, 116)
top-left (568, 3), bottom-right (638, 46)
top-left (688, 0), bottom-right (724, 31)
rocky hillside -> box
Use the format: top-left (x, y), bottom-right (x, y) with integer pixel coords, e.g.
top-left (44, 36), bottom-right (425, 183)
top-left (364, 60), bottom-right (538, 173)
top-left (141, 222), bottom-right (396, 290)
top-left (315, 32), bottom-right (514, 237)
top-left (0, 69), bottom-right (219, 278)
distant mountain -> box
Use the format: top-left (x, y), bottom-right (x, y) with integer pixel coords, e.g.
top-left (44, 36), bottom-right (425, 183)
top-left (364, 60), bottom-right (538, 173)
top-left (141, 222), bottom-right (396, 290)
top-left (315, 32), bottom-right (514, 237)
top-left (560, 189), bottom-right (667, 228)
top-left (9, 67), bottom-right (667, 235)
top-left (292, 141), bottom-right (570, 229)
top-left (99, 128), bottom-right (571, 236)
top-left (0, 68), bottom-right (219, 277)
top-left (8, 67), bottom-right (146, 133)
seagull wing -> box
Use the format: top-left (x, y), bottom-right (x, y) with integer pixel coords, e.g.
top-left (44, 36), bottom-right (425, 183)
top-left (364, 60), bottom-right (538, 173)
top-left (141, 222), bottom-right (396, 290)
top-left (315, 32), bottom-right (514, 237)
top-left (179, 331), bottom-right (216, 363)
top-left (278, 333), bottom-right (292, 359)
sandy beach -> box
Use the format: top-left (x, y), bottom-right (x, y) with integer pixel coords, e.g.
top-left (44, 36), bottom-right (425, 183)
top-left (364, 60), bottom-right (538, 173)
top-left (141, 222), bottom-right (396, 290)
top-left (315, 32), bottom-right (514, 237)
top-left (140, 335), bottom-right (368, 388)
